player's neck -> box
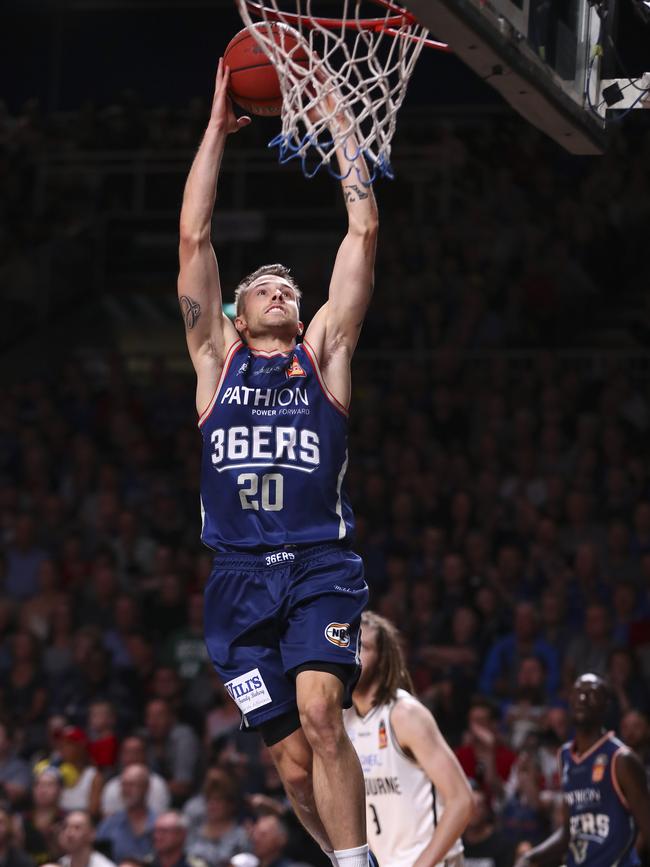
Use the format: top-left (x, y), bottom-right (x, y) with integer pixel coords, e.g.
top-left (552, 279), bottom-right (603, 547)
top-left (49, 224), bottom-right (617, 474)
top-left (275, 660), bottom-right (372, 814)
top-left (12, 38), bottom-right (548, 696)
top-left (573, 725), bottom-right (607, 755)
top-left (241, 324), bottom-right (296, 353)
top-left (244, 330), bottom-right (297, 354)
top-left (353, 684), bottom-right (379, 716)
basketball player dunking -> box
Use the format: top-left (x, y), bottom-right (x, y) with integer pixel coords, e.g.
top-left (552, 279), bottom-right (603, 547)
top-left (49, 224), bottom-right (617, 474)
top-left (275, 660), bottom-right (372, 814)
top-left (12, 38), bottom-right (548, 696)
top-left (345, 612), bottom-right (473, 867)
top-left (178, 59), bottom-right (378, 867)
top-left (515, 674), bottom-right (650, 867)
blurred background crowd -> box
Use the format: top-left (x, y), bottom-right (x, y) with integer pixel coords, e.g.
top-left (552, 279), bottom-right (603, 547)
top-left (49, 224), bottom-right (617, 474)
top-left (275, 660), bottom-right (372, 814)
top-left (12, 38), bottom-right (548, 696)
top-left (2, 9), bottom-right (650, 866)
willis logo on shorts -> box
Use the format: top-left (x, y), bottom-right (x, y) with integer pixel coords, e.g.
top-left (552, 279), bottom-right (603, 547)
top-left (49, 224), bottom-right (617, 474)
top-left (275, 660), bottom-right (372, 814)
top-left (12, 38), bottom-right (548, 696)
top-left (325, 622), bottom-right (351, 647)
top-left (225, 668), bottom-right (272, 713)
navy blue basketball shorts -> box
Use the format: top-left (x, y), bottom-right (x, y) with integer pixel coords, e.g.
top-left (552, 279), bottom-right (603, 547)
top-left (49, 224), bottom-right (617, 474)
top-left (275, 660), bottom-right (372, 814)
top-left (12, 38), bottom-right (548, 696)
top-left (204, 543), bottom-right (368, 735)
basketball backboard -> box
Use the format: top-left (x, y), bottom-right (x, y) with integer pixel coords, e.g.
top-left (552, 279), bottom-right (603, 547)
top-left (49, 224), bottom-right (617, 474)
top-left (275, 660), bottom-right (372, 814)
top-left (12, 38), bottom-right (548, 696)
top-left (408, 0), bottom-right (608, 154)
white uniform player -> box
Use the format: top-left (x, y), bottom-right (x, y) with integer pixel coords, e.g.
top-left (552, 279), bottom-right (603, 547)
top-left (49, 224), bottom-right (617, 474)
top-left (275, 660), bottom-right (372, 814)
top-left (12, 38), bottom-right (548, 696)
top-left (345, 688), bottom-right (465, 867)
top-left (345, 613), bottom-right (473, 867)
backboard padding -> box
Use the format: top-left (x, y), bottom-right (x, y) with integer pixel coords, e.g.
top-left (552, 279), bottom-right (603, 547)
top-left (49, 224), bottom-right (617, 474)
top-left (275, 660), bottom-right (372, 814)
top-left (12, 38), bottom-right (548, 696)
top-left (408, 0), bottom-right (607, 154)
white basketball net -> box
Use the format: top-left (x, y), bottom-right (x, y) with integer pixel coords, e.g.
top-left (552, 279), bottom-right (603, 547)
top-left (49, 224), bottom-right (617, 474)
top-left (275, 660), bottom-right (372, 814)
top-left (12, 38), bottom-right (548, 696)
top-left (235, 1), bottom-right (432, 180)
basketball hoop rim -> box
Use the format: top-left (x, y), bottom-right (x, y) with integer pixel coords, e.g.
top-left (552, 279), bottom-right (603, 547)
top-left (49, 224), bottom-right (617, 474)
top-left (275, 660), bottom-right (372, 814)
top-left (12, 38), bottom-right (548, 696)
top-left (240, 0), bottom-right (449, 51)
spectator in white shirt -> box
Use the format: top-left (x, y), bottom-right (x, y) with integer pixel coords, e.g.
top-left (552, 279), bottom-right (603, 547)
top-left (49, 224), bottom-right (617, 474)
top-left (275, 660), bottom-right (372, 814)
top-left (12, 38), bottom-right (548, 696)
top-left (101, 736), bottom-right (170, 818)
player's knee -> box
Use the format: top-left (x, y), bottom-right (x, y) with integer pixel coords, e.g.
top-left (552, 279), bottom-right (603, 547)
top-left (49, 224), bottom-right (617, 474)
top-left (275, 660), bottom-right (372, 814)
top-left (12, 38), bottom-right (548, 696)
top-left (298, 696), bottom-right (344, 752)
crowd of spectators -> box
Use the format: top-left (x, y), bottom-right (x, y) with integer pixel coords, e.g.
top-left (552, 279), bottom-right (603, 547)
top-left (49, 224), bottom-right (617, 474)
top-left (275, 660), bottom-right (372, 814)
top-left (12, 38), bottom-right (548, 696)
top-left (1, 80), bottom-right (650, 867)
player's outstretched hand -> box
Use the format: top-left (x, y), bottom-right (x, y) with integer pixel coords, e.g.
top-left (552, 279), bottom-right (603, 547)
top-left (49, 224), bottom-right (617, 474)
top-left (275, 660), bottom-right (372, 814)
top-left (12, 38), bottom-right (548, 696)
top-left (211, 57), bottom-right (251, 134)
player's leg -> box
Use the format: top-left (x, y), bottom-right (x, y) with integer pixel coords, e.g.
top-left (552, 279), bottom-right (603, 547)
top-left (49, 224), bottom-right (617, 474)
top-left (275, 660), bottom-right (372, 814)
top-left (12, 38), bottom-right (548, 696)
top-left (208, 635), bottom-right (338, 856)
top-left (264, 718), bottom-right (335, 854)
top-left (295, 667), bottom-right (367, 851)
top-left (280, 547), bottom-right (370, 865)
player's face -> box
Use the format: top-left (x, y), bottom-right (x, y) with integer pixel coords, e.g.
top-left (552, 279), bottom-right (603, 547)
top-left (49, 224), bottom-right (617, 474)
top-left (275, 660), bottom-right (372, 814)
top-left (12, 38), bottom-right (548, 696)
top-left (570, 674), bottom-right (608, 727)
top-left (357, 626), bottom-right (379, 689)
top-left (237, 278), bottom-right (302, 340)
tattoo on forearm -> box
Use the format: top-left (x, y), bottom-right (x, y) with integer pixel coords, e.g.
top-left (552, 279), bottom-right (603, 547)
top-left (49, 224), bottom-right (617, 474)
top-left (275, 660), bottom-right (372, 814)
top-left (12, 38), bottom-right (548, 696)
top-left (343, 184), bottom-right (369, 203)
top-left (179, 295), bottom-right (201, 330)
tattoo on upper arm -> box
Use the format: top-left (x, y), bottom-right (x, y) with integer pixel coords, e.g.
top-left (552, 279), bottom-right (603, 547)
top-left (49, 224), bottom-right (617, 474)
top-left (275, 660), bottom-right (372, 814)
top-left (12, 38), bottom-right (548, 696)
top-left (343, 184), bottom-right (369, 203)
top-left (179, 295), bottom-right (201, 330)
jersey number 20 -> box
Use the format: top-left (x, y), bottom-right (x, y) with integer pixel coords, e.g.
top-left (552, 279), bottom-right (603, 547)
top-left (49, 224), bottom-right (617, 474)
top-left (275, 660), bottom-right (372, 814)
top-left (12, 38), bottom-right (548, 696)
top-left (238, 472), bottom-right (284, 511)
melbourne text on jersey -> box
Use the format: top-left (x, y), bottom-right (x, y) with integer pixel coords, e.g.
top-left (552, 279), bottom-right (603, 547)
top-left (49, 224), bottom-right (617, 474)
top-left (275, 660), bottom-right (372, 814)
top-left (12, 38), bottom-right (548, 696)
top-left (365, 776), bottom-right (402, 796)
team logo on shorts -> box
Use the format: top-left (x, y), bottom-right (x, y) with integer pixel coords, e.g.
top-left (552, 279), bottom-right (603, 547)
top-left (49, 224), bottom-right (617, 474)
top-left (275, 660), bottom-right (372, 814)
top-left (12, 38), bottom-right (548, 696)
top-left (325, 622), bottom-right (351, 647)
top-left (286, 356), bottom-right (306, 378)
top-left (592, 753), bottom-right (608, 783)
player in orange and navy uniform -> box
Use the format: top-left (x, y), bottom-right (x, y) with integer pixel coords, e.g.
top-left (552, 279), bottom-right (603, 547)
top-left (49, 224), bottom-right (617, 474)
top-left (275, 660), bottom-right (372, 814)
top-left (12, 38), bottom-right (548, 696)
top-left (515, 674), bottom-right (650, 867)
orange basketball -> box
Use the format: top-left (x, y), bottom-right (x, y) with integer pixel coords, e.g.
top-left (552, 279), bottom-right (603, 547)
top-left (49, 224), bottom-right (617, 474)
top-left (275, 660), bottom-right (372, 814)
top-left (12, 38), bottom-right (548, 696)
top-left (224, 23), bottom-right (309, 117)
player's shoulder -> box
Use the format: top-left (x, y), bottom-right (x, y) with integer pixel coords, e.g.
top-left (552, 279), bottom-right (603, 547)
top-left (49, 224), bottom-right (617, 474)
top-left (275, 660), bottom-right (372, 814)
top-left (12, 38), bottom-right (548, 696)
top-left (393, 687), bottom-right (420, 707)
top-left (390, 689), bottom-right (433, 729)
top-left (612, 741), bottom-right (642, 769)
top-left (592, 731), bottom-right (627, 759)
top-left (608, 732), bottom-right (628, 751)
top-left (560, 738), bottom-right (573, 756)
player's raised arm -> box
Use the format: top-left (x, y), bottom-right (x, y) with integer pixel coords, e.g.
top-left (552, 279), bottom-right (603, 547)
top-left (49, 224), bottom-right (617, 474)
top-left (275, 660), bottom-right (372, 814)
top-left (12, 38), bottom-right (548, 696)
top-left (391, 698), bottom-right (473, 867)
top-left (304, 98), bottom-right (378, 392)
top-left (178, 59), bottom-right (248, 412)
top-left (328, 121), bottom-right (378, 353)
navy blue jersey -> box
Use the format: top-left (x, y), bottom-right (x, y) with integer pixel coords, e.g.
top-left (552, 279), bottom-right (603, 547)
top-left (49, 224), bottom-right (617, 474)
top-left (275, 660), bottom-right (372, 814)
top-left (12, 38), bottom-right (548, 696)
top-left (198, 339), bottom-right (354, 551)
top-left (560, 731), bottom-right (639, 867)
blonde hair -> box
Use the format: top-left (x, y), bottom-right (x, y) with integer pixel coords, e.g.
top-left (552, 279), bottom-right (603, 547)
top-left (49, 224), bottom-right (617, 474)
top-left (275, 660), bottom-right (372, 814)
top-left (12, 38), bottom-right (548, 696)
top-left (234, 264), bottom-right (302, 316)
top-left (361, 610), bottom-right (414, 707)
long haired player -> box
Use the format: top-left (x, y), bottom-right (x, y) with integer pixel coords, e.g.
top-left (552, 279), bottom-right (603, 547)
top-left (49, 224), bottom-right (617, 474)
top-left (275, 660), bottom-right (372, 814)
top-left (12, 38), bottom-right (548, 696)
top-left (345, 612), bottom-right (473, 867)
top-left (177, 57), bottom-right (378, 867)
